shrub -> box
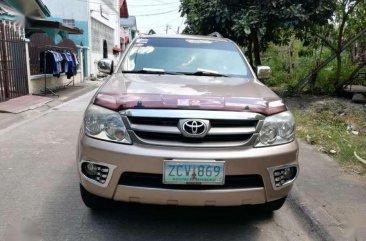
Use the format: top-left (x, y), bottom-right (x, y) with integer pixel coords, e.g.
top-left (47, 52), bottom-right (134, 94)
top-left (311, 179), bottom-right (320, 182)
top-left (262, 40), bottom-right (358, 95)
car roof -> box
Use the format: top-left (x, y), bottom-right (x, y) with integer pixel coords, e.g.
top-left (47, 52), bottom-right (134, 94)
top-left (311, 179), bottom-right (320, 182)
top-left (139, 34), bottom-right (231, 42)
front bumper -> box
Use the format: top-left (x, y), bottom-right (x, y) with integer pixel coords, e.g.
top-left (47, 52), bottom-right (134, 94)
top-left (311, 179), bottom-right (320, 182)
top-left (78, 134), bottom-right (299, 206)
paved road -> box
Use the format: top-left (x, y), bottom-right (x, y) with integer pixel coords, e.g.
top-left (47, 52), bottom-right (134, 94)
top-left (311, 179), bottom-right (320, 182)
top-left (0, 91), bottom-right (314, 241)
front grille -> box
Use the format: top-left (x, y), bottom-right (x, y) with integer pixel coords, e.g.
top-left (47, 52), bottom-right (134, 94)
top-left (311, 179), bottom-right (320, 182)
top-left (125, 114), bottom-right (261, 147)
top-left (135, 131), bottom-right (252, 143)
top-left (128, 117), bottom-right (258, 128)
top-left (119, 172), bottom-right (264, 190)
top-left (128, 117), bottom-right (179, 126)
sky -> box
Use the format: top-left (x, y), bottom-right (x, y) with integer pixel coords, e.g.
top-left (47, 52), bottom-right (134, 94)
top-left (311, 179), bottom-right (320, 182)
top-left (127, 0), bottom-right (186, 34)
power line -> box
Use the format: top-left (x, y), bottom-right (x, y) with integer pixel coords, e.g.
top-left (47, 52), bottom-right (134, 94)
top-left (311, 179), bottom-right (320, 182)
top-left (151, 0), bottom-right (178, 4)
top-left (74, 0), bottom-right (180, 8)
top-left (74, 0), bottom-right (119, 8)
top-left (128, 2), bottom-right (179, 7)
top-left (134, 9), bottom-right (179, 17)
top-left (149, 16), bottom-right (182, 28)
top-left (64, 0), bottom-right (181, 17)
top-left (89, 7), bottom-right (179, 16)
top-left (137, 16), bottom-right (182, 35)
top-left (133, 5), bottom-right (180, 13)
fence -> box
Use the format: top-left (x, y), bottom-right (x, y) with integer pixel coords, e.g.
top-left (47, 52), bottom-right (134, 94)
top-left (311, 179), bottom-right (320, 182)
top-left (0, 20), bottom-right (28, 102)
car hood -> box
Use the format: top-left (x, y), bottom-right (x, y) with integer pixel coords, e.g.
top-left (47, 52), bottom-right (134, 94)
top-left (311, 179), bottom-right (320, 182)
top-left (94, 73), bottom-right (287, 115)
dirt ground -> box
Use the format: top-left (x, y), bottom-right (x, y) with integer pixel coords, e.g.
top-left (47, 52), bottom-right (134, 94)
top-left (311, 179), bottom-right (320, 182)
top-left (284, 95), bottom-right (366, 175)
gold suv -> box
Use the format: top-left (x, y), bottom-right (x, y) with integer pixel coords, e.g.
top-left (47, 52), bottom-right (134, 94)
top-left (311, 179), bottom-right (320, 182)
top-left (78, 35), bottom-right (299, 211)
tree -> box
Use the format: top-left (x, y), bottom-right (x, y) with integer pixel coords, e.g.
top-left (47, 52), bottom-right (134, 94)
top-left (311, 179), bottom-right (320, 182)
top-left (298, 0), bottom-right (366, 93)
top-left (180, 0), bottom-right (335, 68)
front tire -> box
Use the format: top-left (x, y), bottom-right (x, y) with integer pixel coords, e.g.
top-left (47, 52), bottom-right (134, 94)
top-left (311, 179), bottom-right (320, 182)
top-left (260, 196), bottom-right (287, 212)
top-left (80, 184), bottom-right (116, 210)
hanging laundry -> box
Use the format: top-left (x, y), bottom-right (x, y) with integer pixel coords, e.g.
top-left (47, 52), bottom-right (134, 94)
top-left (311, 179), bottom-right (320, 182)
top-left (40, 50), bottom-right (63, 77)
top-left (53, 51), bottom-right (63, 77)
top-left (61, 52), bottom-right (69, 73)
top-left (63, 51), bottom-right (76, 79)
top-left (72, 52), bottom-right (79, 65)
top-left (71, 52), bottom-right (79, 76)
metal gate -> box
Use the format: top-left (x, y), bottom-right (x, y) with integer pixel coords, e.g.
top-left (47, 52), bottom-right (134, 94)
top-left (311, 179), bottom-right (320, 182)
top-left (0, 20), bottom-right (28, 102)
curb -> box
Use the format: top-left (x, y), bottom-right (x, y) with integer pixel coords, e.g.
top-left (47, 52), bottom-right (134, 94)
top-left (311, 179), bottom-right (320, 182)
top-left (287, 187), bottom-right (336, 241)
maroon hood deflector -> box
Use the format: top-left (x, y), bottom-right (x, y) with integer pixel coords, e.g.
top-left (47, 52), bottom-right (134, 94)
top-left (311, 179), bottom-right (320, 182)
top-left (93, 74), bottom-right (287, 116)
top-left (94, 93), bottom-right (287, 116)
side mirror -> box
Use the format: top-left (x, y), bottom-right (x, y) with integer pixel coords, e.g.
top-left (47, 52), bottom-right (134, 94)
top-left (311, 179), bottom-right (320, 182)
top-left (97, 58), bottom-right (114, 75)
top-left (257, 66), bottom-right (272, 80)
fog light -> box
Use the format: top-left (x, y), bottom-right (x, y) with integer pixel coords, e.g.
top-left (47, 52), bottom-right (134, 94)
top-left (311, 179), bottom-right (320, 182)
top-left (269, 165), bottom-right (298, 189)
top-left (81, 161), bottom-right (110, 185)
top-left (85, 163), bottom-right (98, 175)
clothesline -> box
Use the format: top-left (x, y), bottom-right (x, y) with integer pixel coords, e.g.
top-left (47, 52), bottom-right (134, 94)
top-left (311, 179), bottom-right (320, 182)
top-left (39, 45), bottom-right (76, 51)
top-left (38, 46), bottom-right (80, 96)
top-left (40, 48), bottom-right (79, 79)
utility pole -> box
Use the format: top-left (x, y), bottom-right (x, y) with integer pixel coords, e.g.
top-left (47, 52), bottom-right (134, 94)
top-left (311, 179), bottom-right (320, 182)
top-left (165, 24), bottom-right (170, 34)
top-left (177, 26), bottom-right (180, 34)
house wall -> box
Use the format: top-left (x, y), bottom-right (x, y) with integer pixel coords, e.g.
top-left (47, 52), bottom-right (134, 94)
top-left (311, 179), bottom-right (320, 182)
top-left (29, 72), bottom-right (82, 95)
top-left (120, 16), bottom-right (137, 45)
top-left (89, 0), bottom-right (121, 77)
top-left (44, 0), bottom-right (121, 77)
top-left (42, 0), bottom-right (91, 77)
top-left (48, 17), bottom-right (90, 77)
top-left (41, 0), bottom-right (89, 20)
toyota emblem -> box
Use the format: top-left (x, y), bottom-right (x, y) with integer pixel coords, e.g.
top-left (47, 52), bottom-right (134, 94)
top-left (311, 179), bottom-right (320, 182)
top-left (178, 119), bottom-right (210, 138)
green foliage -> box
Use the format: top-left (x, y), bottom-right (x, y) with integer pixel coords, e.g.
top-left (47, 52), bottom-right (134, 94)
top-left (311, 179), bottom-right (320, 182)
top-left (263, 40), bottom-right (358, 95)
top-left (262, 40), bottom-right (315, 90)
top-left (180, 0), bottom-right (366, 94)
top-left (180, 0), bottom-right (334, 40)
top-left (180, 0), bottom-right (336, 66)
top-left (314, 53), bottom-right (357, 94)
top-left (299, 0), bottom-right (366, 91)
top-left (294, 100), bottom-right (366, 171)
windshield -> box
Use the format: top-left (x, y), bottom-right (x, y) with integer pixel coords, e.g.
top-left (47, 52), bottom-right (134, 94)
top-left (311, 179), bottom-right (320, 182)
top-left (121, 37), bottom-right (253, 78)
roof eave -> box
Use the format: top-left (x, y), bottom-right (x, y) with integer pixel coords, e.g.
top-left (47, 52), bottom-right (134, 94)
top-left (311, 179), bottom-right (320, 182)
top-left (34, 0), bottom-right (51, 17)
top-left (26, 17), bottom-right (83, 34)
top-left (120, 0), bottom-right (129, 18)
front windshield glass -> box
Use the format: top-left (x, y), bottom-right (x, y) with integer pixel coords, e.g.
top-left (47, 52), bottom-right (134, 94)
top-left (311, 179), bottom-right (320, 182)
top-left (122, 37), bottom-right (253, 78)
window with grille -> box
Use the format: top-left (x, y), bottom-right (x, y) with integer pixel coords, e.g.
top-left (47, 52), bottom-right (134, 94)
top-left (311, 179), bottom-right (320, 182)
top-left (63, 19), bottom-right (75, 28)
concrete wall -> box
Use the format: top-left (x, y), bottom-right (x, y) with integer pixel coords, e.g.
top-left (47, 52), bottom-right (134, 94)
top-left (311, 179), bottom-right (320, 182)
top-left (41, 0), bottom-right (89, 21)
top-left (42, 0), bottom-right (91, 77)
top-left (28, 72), bottom-right (82, 95)
top-left (48, 17), bottom-right (90, 77)
top-left (42, 0), bottom-right (121, 77)
top-left (89, 0), bottom-right (121, 77)
top-left (89, 0), bottom-right (120, 46)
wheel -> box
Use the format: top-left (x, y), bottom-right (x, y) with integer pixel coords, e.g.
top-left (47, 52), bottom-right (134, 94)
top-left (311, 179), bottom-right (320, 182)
top-left (80, 184), bottom-right (116, 210)
top-left (260, 196), bottom-right (287, 212)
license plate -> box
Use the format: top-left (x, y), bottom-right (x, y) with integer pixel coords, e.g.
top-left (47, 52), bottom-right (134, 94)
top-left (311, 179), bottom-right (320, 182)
top-left (163, 160), bottom-right (225, 185)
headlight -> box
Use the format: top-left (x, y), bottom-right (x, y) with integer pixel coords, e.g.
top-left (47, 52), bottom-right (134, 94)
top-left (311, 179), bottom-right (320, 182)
top-left (84, 105), bottom-right (132, 144)
top-left (255, 111), bottom-right (295, 147)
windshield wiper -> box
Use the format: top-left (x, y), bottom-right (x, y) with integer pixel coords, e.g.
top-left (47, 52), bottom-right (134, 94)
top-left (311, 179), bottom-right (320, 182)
top-left (178, 69), bottom-right (229, 77)
top-left (122, 68), bottom-right (179, 75)
top-left (122, 68), bottom-right (229, 77)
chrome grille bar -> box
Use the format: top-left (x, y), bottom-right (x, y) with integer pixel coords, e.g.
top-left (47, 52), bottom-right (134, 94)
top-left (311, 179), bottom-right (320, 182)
top-left (121, 109), bottom-right (265, 120)
top-left (121, 109), bottom-right (263, 147)
top-left (130, 124), bottom-right (257, 135)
